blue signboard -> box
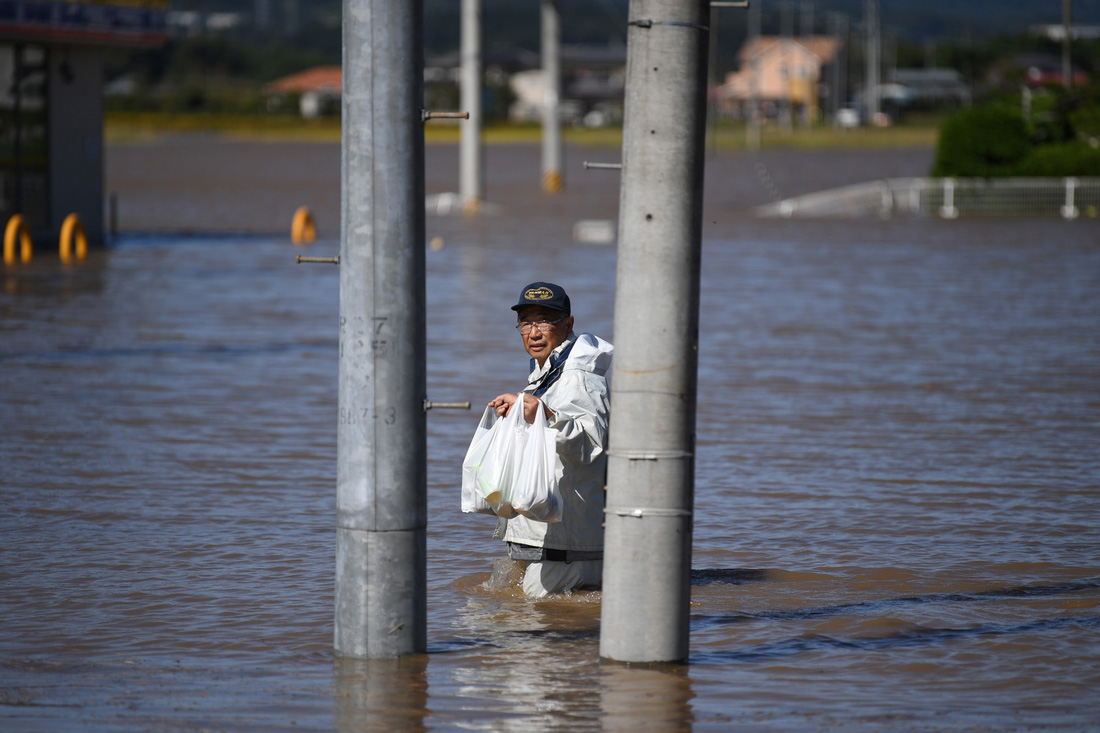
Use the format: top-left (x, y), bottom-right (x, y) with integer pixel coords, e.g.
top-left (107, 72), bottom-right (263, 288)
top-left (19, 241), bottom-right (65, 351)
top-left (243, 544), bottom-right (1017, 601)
top-left (0, 1), bottom-right (168, 46)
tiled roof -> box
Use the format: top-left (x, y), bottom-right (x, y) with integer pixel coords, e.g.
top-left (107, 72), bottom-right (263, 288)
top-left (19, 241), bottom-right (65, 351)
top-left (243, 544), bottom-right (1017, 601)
top-left (264, 66), bottom-right (342, 94)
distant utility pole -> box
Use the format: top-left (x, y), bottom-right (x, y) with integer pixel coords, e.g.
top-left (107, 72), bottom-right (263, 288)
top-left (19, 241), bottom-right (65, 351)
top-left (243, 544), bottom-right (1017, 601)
top-left (863, 0), bottom-right (880, 124)
top-left (255, 0), bottom-right (272, 32)
top-left (779, 1), bottom-right (793, 134)
top-left (541, 0), bottom-right (563, 193)
top-left (747, 0), bottom-right (761, 149)
top-left (282, 0), bottom-right (299, 36)
top-left (801, 1), bottom-right (814, 126)
top-left (1063, 0), bottom-right (1074, 89)
top-left (828, 12), bottom-right (846, 125)
top-left (707, 5), bottom-right (719, 155)
top-left (601, 0), bottom-right (708, 665)
top-left (460, 0), bottom-right (484, 214)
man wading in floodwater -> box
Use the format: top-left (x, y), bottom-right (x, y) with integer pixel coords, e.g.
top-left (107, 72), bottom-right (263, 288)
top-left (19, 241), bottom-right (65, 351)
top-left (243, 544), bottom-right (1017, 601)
top-left (487, 282), bottom-right (613, 597)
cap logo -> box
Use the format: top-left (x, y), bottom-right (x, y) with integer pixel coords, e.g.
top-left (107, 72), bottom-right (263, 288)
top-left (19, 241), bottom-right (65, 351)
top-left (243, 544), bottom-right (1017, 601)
top-left (524, 286), bottom-right (554, 301)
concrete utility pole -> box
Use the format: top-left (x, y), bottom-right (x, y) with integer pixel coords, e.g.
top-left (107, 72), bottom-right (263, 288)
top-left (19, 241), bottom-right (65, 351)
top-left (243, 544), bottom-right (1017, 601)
top-left (541, 0), bottom-right (563, 192)
top-left (829, 12), bottom-right (846, 125)
top-left (864, 0), bottom-right (880, 123)
top-left (335, 0), bottom-right (427, 659)
top-left (801, 1), bottom-right (815, 126)
top-left (707, 6), bottom-right (719, 156)
top-left (460, 0), bottom-right (484, 213)
top-left (1063, 0), bottom-right (1074, 90)
top-left (601, 0), bottom-right (708, 665)
top-left (747, 0), bottom-right (761, 149)
top-left (283, 0), bottom-right (299, 36)
top-left (255, 0), bottom-right (272, 32)
top-left (779, 1), bottom-right (793, 134)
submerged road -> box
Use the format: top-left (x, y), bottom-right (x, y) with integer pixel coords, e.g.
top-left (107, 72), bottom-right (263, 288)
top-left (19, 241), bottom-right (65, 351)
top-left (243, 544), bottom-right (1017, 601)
top-left (106, 137), bottom-right (934, 236)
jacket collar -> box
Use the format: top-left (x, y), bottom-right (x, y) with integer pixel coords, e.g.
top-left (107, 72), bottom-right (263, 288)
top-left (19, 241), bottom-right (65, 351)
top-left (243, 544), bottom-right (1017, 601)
top-left (528, 331), bottom-right (576, 382)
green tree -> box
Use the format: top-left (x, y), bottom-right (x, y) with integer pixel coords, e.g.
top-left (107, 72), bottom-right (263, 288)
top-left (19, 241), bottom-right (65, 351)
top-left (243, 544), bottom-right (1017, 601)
top-left (932, 105), bottom-right (1033, 177)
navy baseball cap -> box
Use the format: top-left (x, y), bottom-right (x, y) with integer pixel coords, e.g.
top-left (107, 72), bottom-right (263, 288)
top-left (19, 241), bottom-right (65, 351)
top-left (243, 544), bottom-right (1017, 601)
top-left (511, 282), bottom-right (571, 315)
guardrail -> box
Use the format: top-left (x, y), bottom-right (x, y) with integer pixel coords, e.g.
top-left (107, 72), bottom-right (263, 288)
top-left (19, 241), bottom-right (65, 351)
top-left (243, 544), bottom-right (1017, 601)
top-left (756, 177), bottom-right (1100, 219)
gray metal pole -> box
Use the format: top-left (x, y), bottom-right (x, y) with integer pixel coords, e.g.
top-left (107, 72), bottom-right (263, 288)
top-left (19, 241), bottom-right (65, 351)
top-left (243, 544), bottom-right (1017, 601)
top-left (801, 1), bottom-right (814, 127)
top-left (600, 0), bottom-right (708, 665)
top-left (1063, 0), bottom-right (1073, 90)
top-left (747, 0), bottom-right (761, 149)
top-left (779, 1), bottom-right (793, 134)
top-left (800, 1), bottom-right (818, 125)
top-left (335, 0), bottom-right (427, 659)
top-left (828, 13), bottom-right (844, 126)
top-left (541, 0), bottom-right (563, 192)
top-left (864, 0), bottom-right (879, 123)
top-left (707, 6), bottom-right (718, 156)
top-left (460, 0), bottom-right (484, 213)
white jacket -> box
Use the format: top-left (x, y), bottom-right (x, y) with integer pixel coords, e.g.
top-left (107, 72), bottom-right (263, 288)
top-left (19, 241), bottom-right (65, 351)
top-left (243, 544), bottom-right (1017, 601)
top-left (496, 332), bottom-right (612, 554)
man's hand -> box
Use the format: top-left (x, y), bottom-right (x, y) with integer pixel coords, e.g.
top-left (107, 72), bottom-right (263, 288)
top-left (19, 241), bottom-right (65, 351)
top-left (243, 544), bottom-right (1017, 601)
top-left (488, 393), bottom-right (547, 424)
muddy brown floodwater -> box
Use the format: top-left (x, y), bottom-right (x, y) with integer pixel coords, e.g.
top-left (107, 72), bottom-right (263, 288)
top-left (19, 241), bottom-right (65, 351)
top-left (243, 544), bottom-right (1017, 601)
top-left (1, 137), bottom-right (1097, 730)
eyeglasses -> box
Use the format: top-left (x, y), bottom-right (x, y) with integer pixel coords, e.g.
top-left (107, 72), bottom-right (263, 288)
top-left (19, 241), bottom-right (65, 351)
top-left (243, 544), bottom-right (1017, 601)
top-left (516, 316), bottom-right (565, 334)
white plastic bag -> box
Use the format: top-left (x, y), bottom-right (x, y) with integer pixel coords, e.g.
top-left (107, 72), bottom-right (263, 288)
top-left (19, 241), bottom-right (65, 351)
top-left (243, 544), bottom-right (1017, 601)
top-left (473, 393), bottom-right (529, 518)
top-left (462, 392), bottom-right (562, 523)
top-left (460, 405), bottom-right (498, 515)
top-left (510, 403), bottom-right (562, 523)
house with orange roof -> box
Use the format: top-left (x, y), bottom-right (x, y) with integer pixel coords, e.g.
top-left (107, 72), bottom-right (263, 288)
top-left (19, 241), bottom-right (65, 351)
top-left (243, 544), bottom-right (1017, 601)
top-left (264, 65), bottom-right (342, 118)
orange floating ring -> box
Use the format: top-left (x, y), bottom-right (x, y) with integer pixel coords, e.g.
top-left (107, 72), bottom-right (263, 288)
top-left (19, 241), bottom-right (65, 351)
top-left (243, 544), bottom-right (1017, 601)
top-left (4, 214), bottom-right (33, 266)
top-left (59, 213), bottom-right (88, 264)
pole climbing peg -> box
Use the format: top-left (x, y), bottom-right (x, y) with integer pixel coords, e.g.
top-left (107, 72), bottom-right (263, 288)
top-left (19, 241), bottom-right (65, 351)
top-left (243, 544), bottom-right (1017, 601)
top-left (423, 400), bottom-right (471, 411)
top-left (421, 110), bottom-right (470, 122)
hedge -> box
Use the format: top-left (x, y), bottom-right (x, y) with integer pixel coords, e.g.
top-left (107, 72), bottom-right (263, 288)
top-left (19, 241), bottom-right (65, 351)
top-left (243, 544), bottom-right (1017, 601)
top-left (932, 105), bottom-right (1033, 177)
top-left (1015, 142), bottom-right (1100, 177)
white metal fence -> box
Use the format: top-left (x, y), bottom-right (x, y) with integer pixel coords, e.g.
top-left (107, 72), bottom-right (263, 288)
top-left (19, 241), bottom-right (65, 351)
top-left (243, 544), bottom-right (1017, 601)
top-left (756, 177), bottom-right (1100, 219)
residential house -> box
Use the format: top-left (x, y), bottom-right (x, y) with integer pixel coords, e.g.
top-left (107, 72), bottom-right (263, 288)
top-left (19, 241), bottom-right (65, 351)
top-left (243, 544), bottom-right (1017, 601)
top-left (264, 65), bottom-right (342, 118)
top-left (715, 36), bottom-right (841, 122)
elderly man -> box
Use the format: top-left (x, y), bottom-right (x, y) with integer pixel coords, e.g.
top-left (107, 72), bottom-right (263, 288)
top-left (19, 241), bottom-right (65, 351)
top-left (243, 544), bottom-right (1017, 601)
top-left (487, 282), bottom-right (613, 597)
